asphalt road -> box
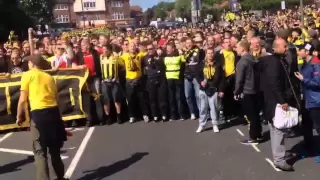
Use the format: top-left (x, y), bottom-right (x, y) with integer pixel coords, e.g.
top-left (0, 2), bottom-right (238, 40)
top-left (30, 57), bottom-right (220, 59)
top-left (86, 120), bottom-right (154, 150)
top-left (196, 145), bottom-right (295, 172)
top-left (0, 120), bottom-right (319, 180)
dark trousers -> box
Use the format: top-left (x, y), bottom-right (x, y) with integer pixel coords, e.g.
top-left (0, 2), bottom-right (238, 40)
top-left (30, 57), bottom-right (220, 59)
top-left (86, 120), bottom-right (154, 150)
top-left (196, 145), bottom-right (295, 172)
top-left (241, 94), bottom-right (262, 139)
top-left (82, 77), bottom-right (104, 123)
top-left (82, 93), bottom-right (104, 123)
top-left (167, 79), bottom-right (184, 120)
top-left (30, 107), bottom-right (65, 180)
top-left (147, 79), bottom-right (168, 118)
top-left (223, 75), bottom-right (238, 118)
top-left (303, 107), bottom-right (320, 151)
top-left (125, 80), bottom-right (149, 117)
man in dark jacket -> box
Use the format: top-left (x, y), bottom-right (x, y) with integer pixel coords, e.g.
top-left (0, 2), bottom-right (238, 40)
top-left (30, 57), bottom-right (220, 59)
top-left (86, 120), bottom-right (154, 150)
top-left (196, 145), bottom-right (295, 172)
top-left (143, 43), bottom-right (168, 122)
top-left (184, 38), bottom-right (202, 120)
top-left (234, 40), bottom-right (262, 145)
top-left (261, 38), bottom-right (300, 171)
top-left (215, 38), bottom-right (239, 120)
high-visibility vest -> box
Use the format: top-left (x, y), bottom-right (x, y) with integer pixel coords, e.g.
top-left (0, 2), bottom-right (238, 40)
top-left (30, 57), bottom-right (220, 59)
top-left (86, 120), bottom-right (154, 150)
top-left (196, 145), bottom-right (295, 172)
top-left (164, 56), bottom-right (182, 79)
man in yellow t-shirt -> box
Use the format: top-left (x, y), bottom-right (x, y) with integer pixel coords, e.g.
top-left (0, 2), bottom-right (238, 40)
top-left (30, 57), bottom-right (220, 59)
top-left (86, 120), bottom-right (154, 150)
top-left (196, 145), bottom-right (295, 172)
top-left (121, 42), bottom-right (149, 123)
top-left (16, 55), bottom-right (67, 180)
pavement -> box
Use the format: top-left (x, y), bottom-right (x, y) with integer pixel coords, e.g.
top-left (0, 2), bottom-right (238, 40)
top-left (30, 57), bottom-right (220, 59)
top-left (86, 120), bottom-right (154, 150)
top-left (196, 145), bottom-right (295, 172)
top-left (0, 119), bottom-right (319, 180)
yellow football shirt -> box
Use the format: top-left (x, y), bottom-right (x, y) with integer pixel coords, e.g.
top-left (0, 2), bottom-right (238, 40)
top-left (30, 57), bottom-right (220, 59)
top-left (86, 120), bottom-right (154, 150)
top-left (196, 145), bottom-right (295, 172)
top-left (20, 69), bottom-right (58, 111)
top-left (222, 50), bottom-right (235, 77)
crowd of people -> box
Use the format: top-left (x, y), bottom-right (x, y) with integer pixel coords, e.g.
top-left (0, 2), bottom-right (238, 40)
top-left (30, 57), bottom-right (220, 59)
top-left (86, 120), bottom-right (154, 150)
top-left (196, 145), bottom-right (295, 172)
top-left (1, 6), bottom-right (320, 180)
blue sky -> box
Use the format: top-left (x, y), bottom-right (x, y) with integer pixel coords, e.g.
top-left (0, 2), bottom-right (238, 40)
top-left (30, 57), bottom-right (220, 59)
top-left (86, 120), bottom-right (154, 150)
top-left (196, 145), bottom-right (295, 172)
top-left (131, 0), bottom-right (162, 11)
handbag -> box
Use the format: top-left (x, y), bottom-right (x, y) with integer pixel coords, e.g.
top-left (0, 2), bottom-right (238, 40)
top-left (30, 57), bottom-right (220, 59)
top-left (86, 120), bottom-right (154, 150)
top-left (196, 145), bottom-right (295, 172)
top-left (273, 104), bottom-right (299, 129)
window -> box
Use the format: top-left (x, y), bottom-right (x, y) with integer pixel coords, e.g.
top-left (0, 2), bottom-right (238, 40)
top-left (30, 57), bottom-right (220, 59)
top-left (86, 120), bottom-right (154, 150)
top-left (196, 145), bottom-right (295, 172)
top-left (111, 0), bottom-right (123, 7)
top-left (56, 15), bottom-right (69, 23)
top-left (83, 0), bottom-right (96, 9)
top-left (112, 12), bottom-right (124, 20)
top-left (55, 4), bottom-right (68, 10)
top-left (96, 14), bottom-right (101, 20)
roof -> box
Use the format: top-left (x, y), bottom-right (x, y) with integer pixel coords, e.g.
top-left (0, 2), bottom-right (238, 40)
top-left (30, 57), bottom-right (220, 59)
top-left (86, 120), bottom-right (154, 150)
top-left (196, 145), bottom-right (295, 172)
top-left (130, 5), bottom-right (142, 12)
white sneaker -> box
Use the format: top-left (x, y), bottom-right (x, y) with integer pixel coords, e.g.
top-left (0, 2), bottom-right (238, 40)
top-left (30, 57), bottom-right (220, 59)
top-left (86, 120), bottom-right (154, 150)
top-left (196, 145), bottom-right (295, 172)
top-left (143, 115), bottom-right (150, 123)
top-left (129, 117), bottom-right (135, 124)
top-left (196, 127), bottom-right (204, 133)
top-left (213, 125), bottom-right (220, 133)
top-left (162, 116), bottom-right (166, 121)
top-left (154, 117), bottom-right (158, 121)
top-left (191, 114), bottom-right (197, 120)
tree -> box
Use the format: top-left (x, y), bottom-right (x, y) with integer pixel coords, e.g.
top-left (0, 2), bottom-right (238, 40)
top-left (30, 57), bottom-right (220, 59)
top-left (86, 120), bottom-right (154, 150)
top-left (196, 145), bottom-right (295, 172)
top-left (143, 8), bottom-right (155, 22)
top-left (175, 0), bottom-right (191, 20)
top-left (144, 1), bottom-right (175, 20)
top-left (0, 0), bottom-right (33, 42)
top-left (19, 0), bottom-right (54, 23)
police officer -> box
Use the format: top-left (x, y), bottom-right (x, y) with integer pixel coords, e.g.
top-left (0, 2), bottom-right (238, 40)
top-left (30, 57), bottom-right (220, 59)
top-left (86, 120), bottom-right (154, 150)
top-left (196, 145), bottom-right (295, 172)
top-left (164, 43), bottom-right (185, 121)
top-left (143, 43), bottom-right (167, 122)
top-left (100, 44), bottom-right (124, 124)
top-left (16, 55), bottom-right (67, 180)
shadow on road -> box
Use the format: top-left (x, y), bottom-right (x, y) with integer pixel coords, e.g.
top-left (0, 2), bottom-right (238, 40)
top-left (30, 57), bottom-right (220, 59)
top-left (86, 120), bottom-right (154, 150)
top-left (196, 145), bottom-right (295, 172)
top-left (0, 156), bottom-right (34, 175)
top-left (76, 152), bottom-right (149, 180)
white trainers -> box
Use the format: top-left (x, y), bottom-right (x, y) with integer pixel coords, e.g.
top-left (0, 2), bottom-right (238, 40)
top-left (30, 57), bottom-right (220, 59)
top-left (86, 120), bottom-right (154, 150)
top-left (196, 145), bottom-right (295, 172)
top-left (196, 127), bottom-right (204, 133)
top-left (154, 117), bottom-right (158, 121)
top-left (162, 116), bottom-right (166, 121)
top-left (129, 117), bottom-right (135, 124)
top-left (191, 114), bottom-right (197, 120)
top-left (143, 115), bottom-right (150, 123)
top-left (213, 125), bottom-right (220, 133)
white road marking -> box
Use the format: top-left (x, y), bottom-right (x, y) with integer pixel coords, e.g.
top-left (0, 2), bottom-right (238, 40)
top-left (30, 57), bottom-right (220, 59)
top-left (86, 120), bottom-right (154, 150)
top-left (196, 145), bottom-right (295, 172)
top-left (265, 158), bottom-right (281, 172)
top-left (62, 147), bottom-right (76, 151)
top-left (0, 133), bottom-right (13, 143)
top-left (236, 129), bottom-right (261, 152)
top-left (70, 128), bottom-right (85, 132)
top-left (252, 144), bottom-right (261, 152)
top-left (236, 129), bottom-right (245, 136)
top-left (65, 127), bottom-right (95, 178)
top-left (0, 148), bottom-right (68, 160)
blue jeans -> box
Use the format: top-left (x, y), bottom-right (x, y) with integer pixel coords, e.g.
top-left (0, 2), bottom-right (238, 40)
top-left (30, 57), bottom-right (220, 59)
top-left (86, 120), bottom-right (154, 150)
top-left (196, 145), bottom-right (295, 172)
top-left (199, 91), bottom-right (221, 128)
top-left (184, 78), bottom-right (200, 115)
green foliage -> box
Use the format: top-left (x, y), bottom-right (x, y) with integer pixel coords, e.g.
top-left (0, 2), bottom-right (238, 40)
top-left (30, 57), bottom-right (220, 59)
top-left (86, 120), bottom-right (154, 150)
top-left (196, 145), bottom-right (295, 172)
top-left (19, 0), bottom-right (54, 23)
top-left (202, 0), bottom-right (224, 6)
top-left (175, 0), bottom-right (191, 19)
top-left (154, 1), bottom-right (175, 20)
top-left (240, 0), bottom-right (313, 11)
top-left (0, 3), bottom-right (33, 42)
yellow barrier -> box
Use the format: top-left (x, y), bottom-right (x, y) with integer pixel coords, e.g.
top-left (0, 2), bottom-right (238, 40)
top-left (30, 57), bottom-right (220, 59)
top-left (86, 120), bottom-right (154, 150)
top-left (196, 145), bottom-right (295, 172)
top-left (0, 69), bottom-right (89, 131)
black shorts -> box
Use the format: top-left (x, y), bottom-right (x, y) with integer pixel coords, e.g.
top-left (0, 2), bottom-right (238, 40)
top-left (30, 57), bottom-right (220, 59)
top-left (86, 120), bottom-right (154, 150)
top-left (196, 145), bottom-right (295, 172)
top-left (101, 82), bottom-right (122, 104)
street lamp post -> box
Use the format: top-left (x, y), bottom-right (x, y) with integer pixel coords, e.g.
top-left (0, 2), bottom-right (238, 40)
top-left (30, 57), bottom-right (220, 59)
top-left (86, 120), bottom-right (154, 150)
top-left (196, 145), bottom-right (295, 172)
top-left (300, 0), bottom-right (304, 28)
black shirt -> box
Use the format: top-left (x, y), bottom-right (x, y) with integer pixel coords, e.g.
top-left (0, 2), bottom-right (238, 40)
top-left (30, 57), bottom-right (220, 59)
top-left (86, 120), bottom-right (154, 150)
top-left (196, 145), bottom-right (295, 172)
top-left (9, 61), bottom-right (28, 74)
top-left (0, 57), bottom-right (10, 73)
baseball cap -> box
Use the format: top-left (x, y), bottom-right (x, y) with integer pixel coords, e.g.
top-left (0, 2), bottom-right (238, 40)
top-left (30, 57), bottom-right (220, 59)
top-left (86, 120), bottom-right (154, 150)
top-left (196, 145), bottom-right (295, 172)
top-left (296, 43), bottom-right (314, 52)
top-left (25, 54), bottom-right (46, 67)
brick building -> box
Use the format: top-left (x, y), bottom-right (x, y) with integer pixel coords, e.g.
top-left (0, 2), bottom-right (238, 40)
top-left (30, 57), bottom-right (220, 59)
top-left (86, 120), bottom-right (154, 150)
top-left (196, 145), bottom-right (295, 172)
top-left (52, 0), bottom-right (134, 28)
